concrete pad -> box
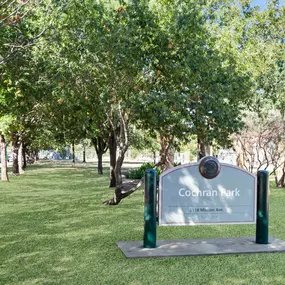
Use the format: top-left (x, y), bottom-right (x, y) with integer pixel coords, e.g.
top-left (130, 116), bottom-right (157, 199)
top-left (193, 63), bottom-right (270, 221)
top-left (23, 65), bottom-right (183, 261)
top-left (116, 237), bottom-right (285, 258)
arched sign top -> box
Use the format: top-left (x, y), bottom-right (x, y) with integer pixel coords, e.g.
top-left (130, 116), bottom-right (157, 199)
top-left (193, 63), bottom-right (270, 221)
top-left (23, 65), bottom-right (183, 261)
top-left (160, 161), bottom-right (256, 179)
top-left (159, 157), bottom-right (257, 226)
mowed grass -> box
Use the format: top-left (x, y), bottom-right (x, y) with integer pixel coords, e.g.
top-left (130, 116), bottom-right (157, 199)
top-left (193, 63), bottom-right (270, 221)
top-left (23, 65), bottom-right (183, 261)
top-left (1, 161), bottom-right (285, 285)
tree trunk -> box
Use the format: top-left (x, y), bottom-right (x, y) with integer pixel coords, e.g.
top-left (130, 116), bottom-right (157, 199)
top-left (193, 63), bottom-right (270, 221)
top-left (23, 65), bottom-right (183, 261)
top-left (11, 135), bottom-right (20, 176)
top-left (108, 131), bottom-right (117, 187)
top-left (92, 136), bottom-right (108, 175)
top-left (205, 144), bottom-right (212, 156)
top-left (104, 147), bottom-right (129, 205)
top-left (82, 146), bottom-right (86, 163)
top-left (104, 107), bottom-right (130, 204)
top-left (278, 162), bottom-right (285, 188)
top-left (23, 144), bottom-right (27, 169)
top-left (273, 169), bottom-right (279, 187)
top-left (197, 137), bottom-right (206, 160)
top-left (0, 135), bottom-right (9, 181)
top-left (98, 152), bottom-right (103, 174)
top-left (112, 107), bottom-right (130, 188)
top-left (72, 141), bottom-right (75, 165)
top-left (18, 142), bottom-right (24, 175)
top-left (236, 153), bottom-right (244, 168)
top-left (114, 151), bottom-right (125, 186)
top-left (159, 135), bottom-right (174, 173)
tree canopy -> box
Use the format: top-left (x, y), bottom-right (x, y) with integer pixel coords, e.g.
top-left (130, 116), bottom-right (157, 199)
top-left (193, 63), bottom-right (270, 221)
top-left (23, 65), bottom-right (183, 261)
top-left (1, 0), bottom-right (284, 192)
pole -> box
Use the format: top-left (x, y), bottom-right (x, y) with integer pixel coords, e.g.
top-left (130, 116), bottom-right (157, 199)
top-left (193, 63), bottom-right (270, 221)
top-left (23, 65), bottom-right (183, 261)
top-left (143, 169), bottom-right (157, 248)
top-left (256, 170), bottom-right (269, 244)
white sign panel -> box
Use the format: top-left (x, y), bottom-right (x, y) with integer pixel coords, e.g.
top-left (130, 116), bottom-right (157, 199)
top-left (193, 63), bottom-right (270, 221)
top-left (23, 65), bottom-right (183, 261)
top-left (159, 163), bottom-right (257, 226)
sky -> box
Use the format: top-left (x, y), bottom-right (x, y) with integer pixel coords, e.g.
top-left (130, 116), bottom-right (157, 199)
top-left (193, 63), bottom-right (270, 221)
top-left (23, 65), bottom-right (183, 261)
top-left (251, 0), bottom-right (285, 9)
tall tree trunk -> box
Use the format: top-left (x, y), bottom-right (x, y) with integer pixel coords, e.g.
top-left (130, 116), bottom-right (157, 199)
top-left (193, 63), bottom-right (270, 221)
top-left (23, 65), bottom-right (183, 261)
top-left (92, 136), bottom-right (108, 175)
top-left (72, 141), bottom-right (75, 165)
top-left (205, 144), bottom-right (212, 156)
top-left (104, 107), bottom-right (130, 205)
top-left (236, 153), bottom-right (244, 168)
top-left (11, 135), bottom-right (20, 176)
top-left (98, 152), bottom-right (103, 174)
top-left (18, 141), bottom-right (24, 175)
top-left (197, 136), bottom-right (206, 160)
top-left (113, 107), bottom-right (129, 187)
top-left (23, 144), bottom-right (27, 169)
top-left (114, 151), bottom-right (125, 186)
top-left (273, 169), bottom-right (279, 188)
top-left (82, 145), bottom-right (86, 163)
top-left (0, 134), bottom-right (9, 181)
top-left (106, 146), bottom-right (129, 205)
top-left (108, 131), bottom-right (117, 187)
top-left (278, 162), bottom-right (285, 188)
top-left (159, 135), bottom-right (174, 173)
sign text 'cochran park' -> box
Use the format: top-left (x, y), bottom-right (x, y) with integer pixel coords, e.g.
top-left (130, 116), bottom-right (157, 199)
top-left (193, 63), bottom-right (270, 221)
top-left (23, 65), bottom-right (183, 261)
top-left (159, 162), bottom-right (257, 226)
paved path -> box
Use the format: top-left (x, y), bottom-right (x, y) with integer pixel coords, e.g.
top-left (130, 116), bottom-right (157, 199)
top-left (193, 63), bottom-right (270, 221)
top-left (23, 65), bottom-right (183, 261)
top-left (117, 236), bottom-right (285, 258)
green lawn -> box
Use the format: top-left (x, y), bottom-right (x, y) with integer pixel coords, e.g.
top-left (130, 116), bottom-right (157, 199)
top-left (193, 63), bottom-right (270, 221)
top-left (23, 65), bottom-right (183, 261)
top-left (1, 162), bottom-right (285, 285)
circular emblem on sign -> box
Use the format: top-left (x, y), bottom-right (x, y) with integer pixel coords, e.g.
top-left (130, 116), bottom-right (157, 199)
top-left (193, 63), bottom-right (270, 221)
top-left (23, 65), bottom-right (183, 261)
top-left (199, 156), bottom-right (221, 179)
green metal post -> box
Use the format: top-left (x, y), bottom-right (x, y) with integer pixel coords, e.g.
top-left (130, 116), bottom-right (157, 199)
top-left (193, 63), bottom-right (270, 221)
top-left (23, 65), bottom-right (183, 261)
top-left (256, 170), bottom-right (269, 244)
top-left (143, 169), bottom-right (157, 248)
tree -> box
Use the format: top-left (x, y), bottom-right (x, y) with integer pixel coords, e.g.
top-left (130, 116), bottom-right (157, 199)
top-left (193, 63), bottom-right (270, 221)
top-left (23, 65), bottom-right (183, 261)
top-left (233, 111), bottom-right (285, 187)
top-left (133, 1), bottom-right (252, 165)
top-left (31, 0), bottom-right (114, 176)
top-left (0, 134), bottom-right (8, 181)
top-left (1, 0), bottom-right (281, 198)
top-left (0, 51), bottom-right (45, 175)
top-left (0, 0), bottom-right (72, 66)
top-left (0, 115), bottom-right (13, 181)
top-left (213, 1), bottom-right (285, 114)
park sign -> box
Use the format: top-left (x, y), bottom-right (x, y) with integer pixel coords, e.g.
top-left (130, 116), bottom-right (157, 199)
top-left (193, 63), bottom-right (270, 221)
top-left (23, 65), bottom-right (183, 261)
top-left (159, 157), bottom-right (257, 226)
top-left (118, 159), bottom-right (276, 256)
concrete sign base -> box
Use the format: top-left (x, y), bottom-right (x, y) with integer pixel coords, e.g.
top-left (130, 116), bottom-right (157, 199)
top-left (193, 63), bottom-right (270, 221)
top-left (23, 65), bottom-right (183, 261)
top-left (116, 237), bottom-right (285, 258)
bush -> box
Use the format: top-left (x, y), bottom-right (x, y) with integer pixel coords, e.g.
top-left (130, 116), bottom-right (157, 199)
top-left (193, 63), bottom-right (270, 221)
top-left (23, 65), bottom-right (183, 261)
top-left (126, 162), bottom-right (181, 179)
top-left (126, 162), bottom-right (159, 179)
